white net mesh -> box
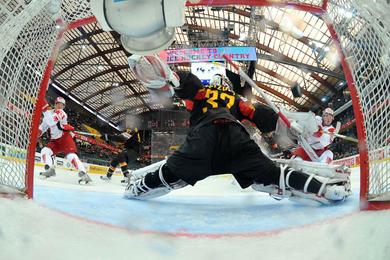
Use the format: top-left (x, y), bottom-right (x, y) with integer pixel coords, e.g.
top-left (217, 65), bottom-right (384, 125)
top-left (0, 0), bottom-right (91, 194)
top-left (60, 0), bottom-right (93, 23)
top-left (326, 0), bottom-right (390, 201)
top-left (0, 0), bottom-right (57, 193)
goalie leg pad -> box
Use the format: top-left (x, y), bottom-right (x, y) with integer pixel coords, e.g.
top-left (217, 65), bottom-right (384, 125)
top-left (131, 159), bottom-right (166, 179)
top-left (124, 162), bottom-right (187, 200)
top-left (252, 164), bottom-right (351, 204)
top-left (273, 158), bottom-right (351, 180)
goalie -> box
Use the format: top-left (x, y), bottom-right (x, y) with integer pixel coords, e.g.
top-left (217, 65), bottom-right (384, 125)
top-left (123, 55), bottom-right (351, 204)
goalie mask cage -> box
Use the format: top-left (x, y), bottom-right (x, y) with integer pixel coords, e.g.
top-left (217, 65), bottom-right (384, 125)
top-left (0, 0), bottom-right (388, 210)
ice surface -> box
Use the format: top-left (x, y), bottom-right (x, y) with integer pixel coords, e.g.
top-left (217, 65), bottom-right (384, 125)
top-left (1, 166), bottom-right (389, 259)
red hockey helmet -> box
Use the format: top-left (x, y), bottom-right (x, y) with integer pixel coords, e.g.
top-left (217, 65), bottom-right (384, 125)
top-left (55, 97), bottom-right (66, 106)
top-left (322, 107), bottom-right (334, 116)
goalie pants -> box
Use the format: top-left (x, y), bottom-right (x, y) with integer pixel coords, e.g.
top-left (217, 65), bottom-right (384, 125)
top-left (167, 121), bottom-right (287, 188)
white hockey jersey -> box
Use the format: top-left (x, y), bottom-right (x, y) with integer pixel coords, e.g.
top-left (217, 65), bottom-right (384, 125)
top-left (306, 116), bottom-right (335, 150)
top-left (39, 109), bottom-right (68, 140)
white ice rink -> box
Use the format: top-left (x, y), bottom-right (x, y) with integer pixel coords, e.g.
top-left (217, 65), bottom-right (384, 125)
top-left (1, 165), bottom-right (390, 260)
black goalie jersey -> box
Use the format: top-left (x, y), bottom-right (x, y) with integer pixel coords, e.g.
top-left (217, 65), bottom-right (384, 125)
top-left (174, 71), bottom-right (278, 133)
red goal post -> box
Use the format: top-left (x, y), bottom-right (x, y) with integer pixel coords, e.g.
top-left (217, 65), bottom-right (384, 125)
top-left (0, 0), bottom-right (388, 210)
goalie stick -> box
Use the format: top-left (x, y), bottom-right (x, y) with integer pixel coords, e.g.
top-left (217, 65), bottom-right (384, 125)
top-left (222, 54), bottom-right (320, 162)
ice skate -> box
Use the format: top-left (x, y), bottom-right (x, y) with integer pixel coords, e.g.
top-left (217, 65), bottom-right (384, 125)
top-left (39, 165), bottom-right (56, 178)
top-left (120, 176), bottom-right (130, 185)
top-left (120, 172), bottom-right (133, 185)
top-left (100, 175), bottom-right (111, 182)
top-left (78, 171), bottom-right (92, 184)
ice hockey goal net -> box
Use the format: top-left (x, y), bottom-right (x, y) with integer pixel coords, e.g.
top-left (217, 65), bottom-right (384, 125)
top-left (0, 0), bottom-right (388, 209)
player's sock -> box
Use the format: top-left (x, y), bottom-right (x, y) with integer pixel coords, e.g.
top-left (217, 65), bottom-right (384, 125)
top-left (101, 166), bottom-right (115, 181)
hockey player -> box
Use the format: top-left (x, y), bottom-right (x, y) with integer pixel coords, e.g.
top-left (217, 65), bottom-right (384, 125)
top-left (39, 97), bottom-right (92, 184)
top-left (124, 56), bottom-right (351, 204)
top-left (292, 108), bottom-right (336, 163)
top-left (100, 128), bottom-right (141, 183)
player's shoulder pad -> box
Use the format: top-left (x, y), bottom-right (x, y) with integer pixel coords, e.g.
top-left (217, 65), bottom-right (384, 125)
top-left (54, 109), bottom-right (67, 120)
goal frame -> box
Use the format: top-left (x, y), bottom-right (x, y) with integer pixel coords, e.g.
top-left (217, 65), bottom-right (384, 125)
top-left (24, 0), bottom-right (387, 210)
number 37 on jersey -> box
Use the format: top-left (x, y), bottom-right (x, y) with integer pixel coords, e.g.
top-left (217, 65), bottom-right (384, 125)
top-left (201, 85), bottom-right (235, 113)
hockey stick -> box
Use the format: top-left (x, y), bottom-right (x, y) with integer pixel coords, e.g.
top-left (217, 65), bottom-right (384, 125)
top-left (324, 131), bottom-right (358, 143)
top-left (335, 121), bottom-right (341, 134)
top-left (74, 131), bottom-right (102, 137)
top-left (223, 54), bottom-right (320, 162)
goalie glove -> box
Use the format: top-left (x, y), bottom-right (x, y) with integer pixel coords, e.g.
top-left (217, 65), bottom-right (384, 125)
top-left (128, 55), bottom-right (179, 95)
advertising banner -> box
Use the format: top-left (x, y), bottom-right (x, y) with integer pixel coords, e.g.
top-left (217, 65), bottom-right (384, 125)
top-left (160, 46), bottom-right (257, 64)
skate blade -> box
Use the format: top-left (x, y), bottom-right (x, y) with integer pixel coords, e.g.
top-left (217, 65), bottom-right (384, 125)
top-left (39, 172), bottom-right (54, 179)
top-left (39, 174), bottom-right (48, 179)
top-left (78, 179), bottom-right (92, 185)
top-left (100, 176), bottom-right (111, 182)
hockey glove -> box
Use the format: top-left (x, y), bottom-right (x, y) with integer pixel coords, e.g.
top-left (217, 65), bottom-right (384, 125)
top-left (61, 124), bottom-right (75, 131)
top-left (42, 99), bottom-right (51, 112)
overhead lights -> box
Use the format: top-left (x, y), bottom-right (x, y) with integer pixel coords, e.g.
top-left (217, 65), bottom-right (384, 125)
top-left (227, 24), bottom-right (235, 32)
top-left (239, 32), bottom-right (248, 41)
top-left (82, 105), bottom-right (92, 113)
top-left (97, 114), bottom-right (108, 123)
top-left (68, 94), bottom-right (81, 105)
top-left (338, 81), bottom-right (346, 87)
top-left (51, 82), bottom-right (67, 95)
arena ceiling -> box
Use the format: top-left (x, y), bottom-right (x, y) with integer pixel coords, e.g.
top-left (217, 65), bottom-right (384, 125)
top-left (51, 4), bottom-right (346, 125)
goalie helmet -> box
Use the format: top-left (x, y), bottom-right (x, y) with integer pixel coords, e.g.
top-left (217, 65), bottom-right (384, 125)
top-left (210, 74), bottom-right (233, 91)
top-left (55, 97), bottom-right (66, 106)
